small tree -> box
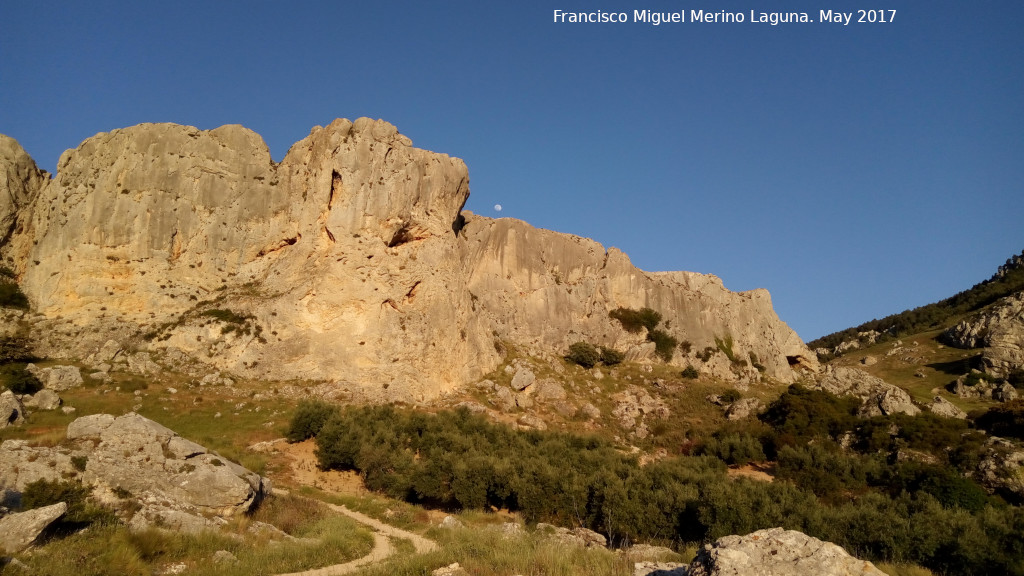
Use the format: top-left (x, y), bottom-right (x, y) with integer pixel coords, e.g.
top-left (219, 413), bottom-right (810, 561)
top-left (567, 341), bottom-right (600, 368)
top-left (600, 346), bottom-right (624, 366)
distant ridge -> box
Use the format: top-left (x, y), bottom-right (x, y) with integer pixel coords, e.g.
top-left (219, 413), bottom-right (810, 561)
top-left (809, 250), bottom-right (1024, 358)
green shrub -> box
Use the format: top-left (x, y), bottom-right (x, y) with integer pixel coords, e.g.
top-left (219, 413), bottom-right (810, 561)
top-left (21, 478), bottom-right (116, 526)
top-left (287, 400), bottom-right (338, 442)
top-left (681, 365), bottom-right (699, 379)
top-left (0, 281), bottom-right (29, 309)
top-left (0, 336), bottom-right (36, 364)
top-left (974, 400), bottom-right (1024, 440)
top-left (649, 330), bottom-right (678, 362)
top-left (2, 364), bottom-right (42, 395)
top-left (698, 433), bottom-right (766, 466)
top-left (720, 389), bottom-right (742, 403)
top-left (566, 341), bottom-right (600, 368)
top-left (963, 371), bottom-right (993, 387)
top-left (679, 340), bottom-right (693, 354)
top-left (760, 384), bottom-right (860, 443)
top-left (599, 346), bottom-right (624, 366)
top-left (201, 309), bottom-right (251, 324)
top-left (697, 347), bottom-right (716, 363)
top-left (609, 307), bottom-right (661, 333)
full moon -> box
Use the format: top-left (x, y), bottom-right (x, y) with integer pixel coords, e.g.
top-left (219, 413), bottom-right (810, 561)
top-left (494, 204), bottom-right (502, 212)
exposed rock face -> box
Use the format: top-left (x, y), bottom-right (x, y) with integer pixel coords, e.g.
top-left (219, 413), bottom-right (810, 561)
top-left (941, 292), bottom-right (1024, 377)
top-left (0, 135), bottom-right (47, 245)
top-left (0, 120), bottom-right (817, 400)
top-left (814, 367), bottom-right (920, 417)
top-left (26, 364), bottom-right (82, 391)
top-left (927, 396), bottom-right (967, 419)
top-left (0, 413), bottom-right (268, 530)
top-left (976, 438), bottom-right (1024, 500)
top-left (687, 527), bottom-right (886, 576)
top-left (0, 502), bottom-right (66, 554)
top-left (0, 391), bottom-right (25, 428)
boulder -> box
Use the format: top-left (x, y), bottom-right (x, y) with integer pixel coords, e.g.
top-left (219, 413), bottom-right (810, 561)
top-left (0, 391), bottom-right (25, 428)
top-left (687, 527), bottom-right (887, 576)
top-left (941, 292), bottom-right (1024, 377)
top-left (815, 367), bottom-right (920, 417)
top-left (536, 523), bottom-right (607, 548)
top-left (0, 502), bottom-right (67, 554)
top-left (25, 364), bottom-right (83, 392)
top-left (634, 563), bottom-right (688, 576)
top-left (23, 389), bottom-right (61, 411)
top-left (510, 366), bottom-right (536, 391)
top-left (927, 396), bottom-right (967, 419)
top-left (534, 378), bottom-right (567, 402)
top-left (2, 413), bottom-right (268, 530)
top-left (725, 398), bottom-right (763, 421)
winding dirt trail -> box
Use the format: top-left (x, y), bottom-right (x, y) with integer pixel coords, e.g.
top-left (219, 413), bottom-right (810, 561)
top-left (272, 441), bottom-right (437, 576)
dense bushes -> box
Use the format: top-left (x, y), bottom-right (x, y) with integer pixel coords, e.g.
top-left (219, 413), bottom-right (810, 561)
top-left (2, 364), bottom-right (42, 395)
top-left (566, 342), bottom-right (600, 368)
top-left (974, 400), bottom-right (1024, 440)
top-left (292, 404), bottom-right (1024, 574)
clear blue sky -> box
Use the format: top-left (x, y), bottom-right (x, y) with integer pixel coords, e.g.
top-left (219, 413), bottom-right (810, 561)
top-left (2, 1), bottom-right (1022, 341)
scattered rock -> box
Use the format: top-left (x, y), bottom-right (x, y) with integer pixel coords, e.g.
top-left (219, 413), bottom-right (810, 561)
top-left (580, 403), bottom-right (601, 420)
top-left (860, 356), bottom-right (877, 366)
top-left (517, 414), bottom-right (547, 430)
top-left (534, 378), bottom-right (567, 403)
top-left (536, 523), bottom-right (607, 548)
top-left (25, 364), bottom-right (83, 392)
top-left (634, 562), bottom-right (688, 576)
top-left (0, 391), bottom-right (26, 428)
top-left (815, 367), bottom-right (920, 417)
top-left (433, 562), bottom-right (471, 576)
top-left (23, 389), bottom-right (61, 411)
top-left (212, 550), bottom-right (238, 563)
top-left (511, 367), bottom-right (536, 391)
top-left (687, 527), bottom-right (886, 576)
top-left (927, 396), bottom-right (967, 419)
top-left (0, 502), bottom-right (67, 553)
top-left (515, 392), bottom-right (533, 409)
top-left (725, 398), bottom-right (762, 421)
top-left (439, 515), bottom-right (464, 529)
top-left (491, 387), bottom-right (515, 412)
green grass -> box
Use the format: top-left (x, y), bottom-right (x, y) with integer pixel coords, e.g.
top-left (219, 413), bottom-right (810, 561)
top-left (12, 494), bottom-right (374, 576)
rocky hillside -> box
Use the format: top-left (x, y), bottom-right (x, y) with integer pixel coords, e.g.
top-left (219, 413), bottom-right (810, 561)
top-left (0, 120), bottom-right (815, 401)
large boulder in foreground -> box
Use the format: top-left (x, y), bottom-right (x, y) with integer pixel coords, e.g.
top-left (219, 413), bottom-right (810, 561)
top-left (688, 528), bottom-right (886, 576)
top-left (0, 502), bottom-right (67, 554)
top-left (0, 413), bottom-right (268, 531)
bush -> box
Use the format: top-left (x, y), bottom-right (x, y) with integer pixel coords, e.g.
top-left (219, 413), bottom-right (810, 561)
top-left (287, 400), bottom-right (338, 442)
top-left (21, 478), bottom-right (116, 526)
top-left (201, 309), bottom-right (251, 324)
top-left (2, 364), bottom-right (42, 395)
top-left (698, 433), bottom-right (766, 466)
top-left (679, 340), bottom-right (693, 354)
top-left (599, 346), bottom-right (624, 366)
top-left (0, 336), bottom-right (36, 364)
top-left (567, 341), bottom-right (600, 368)
top-left (681, 365), bottom-right (699, 379)
top-left (697, 347), bottom-right (716, 363)
top-left (760, 385), bottom-right (860, 443)
top-left (0, 282), bottom-right (29, 309)
top-left (648, 330), bottom-right (678, 362)
top-left (974, 400), bottom-right (1024, 440)
top-left (609, 307), bottom-right (661, 334)
top-left (1008, 369), bottom-right (1024, 389)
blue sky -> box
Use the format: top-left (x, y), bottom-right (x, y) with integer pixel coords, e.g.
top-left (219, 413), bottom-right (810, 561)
top-left (2, 1), bottom-right (1022, 341)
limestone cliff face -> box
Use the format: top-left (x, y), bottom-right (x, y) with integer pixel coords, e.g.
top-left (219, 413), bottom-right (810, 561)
top-left (0, 120), bottom-right (816, 400)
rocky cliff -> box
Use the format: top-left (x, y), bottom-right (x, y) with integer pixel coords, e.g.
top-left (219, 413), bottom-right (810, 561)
top-left (0, 120), bottom-right (816, 400)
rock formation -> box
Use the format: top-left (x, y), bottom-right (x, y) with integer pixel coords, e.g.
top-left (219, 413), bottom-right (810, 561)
top-left (0, 120), bottom-right (817, 400)
top-left (0, 413), bottom-right (268, 531)
top-left (0, 502), bottom-right (66, 554)
top-left (814, 366), bottom-right (920, 417)
top-left (687, 527), bottom-right (887, 576)
top-left (941, 292), bottom-right (1024, 377)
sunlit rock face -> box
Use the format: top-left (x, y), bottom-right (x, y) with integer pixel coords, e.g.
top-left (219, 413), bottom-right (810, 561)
top-left (0, 120), bottom-right (816, 401)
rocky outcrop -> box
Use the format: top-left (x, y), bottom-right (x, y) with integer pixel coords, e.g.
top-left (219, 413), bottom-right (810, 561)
top-left (976, 438), bottom-right (1024, 501)
top-left (0, 502), bottom-right (66, 554)
top-left (0, 121), bottom-right (817, 401)
top-left (927, 396), bottom-right (967, 419)
top-left (687, 528), bottom-right (886, 576)
top-left (25, 364), bottom-right (82, 391)
top-left (0, 413), bottom-right (268, 530)
top-left (814, 367), bottom-right (920, 417)
top-left (941, 292), bottom-right (1024, 377)
top-left (0, 135), bottom-right (47, 245)
top-left (0, 391), bottom-right (25, 428)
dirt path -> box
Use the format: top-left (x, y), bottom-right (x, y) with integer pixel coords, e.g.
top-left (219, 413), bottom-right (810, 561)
top-left (271, 441), bottom-right (438, 576)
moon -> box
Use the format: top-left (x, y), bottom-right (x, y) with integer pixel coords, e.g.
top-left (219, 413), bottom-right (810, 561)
top-left (494, 204), bottom-right (502, 212)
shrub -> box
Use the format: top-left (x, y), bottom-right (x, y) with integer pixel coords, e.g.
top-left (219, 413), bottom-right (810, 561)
top-left (2, 365), bottom-right (42, 395)
top-left (697, 347), bottom-right (716, 362)
top-left (679, 340), bottom-right (693, 354)
top-left (974, 400), bottom-right (1024, 440)
top-left (720, 388), bottom-right (742, 403)
top-left (21, 478), bottom-right (116, 526)
top-left (287, 400), bottom-right (338, 442)
top-left (0, 336), bottom-right (36, 364)
top-left (567, 341), bottom-right (600, 368)
top-left (760, 384), bottom-right (860, 443)
top-left (599, 346), bottom-right (624, 366)
top-left (698, 433), bottom-right (766, 466)
top-left (609, 307), bottom-right (661, 334)
top-left (0, 281), bottom-right (29, 309)
top-left (648, 330), bottom-right (678, 362)
top-left (681, 365), bottom-right (699, 379)
top-left (201, 309), bottom-right (251, 324)
top-left (1008, 369), bottom-right (1024, 389)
